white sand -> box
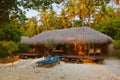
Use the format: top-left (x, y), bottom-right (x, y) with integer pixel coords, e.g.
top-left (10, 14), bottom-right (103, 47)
top-left (0, 57), bottom-right (120, 80)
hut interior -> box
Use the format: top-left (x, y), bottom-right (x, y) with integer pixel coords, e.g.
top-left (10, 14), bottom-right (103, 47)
top-left (47, 43), bottom-right (108, 57)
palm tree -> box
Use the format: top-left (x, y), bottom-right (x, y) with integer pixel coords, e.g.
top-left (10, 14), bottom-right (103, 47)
top-left (60, 8), bottom-right (71, 28)
top-left (20, 17), bottom-right (40, 37)
top-left (46, 9), bottom-right (56, 30)
top-left (94, 3), bottom-right (107, 25)
top-left (40, 9), bottom-right (48, 30)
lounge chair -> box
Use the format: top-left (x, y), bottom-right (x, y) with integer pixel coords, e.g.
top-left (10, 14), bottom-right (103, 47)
top-left (36, 55), bottom-right (52, 66)
top-left (44, 55), bottom-right (60, 64)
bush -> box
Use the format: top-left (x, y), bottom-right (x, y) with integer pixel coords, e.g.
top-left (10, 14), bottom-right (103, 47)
top-left (94, 17), bottom-right (120, 39)
top-left (114, 40), bottom-right (120, 57)
top-left (17, 43), bottom-right (30, 53)
top-left (0, 22), bottom-right (21, 42)
top-left (0, 41), bottom-right (19, 58)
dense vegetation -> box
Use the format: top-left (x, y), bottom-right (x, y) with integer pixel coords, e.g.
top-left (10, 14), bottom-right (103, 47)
top-left (0, 0), bottom-right (120, 58)
top-left (0, 0), bottom-right (62, 58)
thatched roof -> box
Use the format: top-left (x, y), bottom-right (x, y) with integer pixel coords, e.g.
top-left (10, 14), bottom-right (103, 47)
top-left (21, 36), bottom-right (36, 45)
top-left (31, 27), bottom-right (113, 44)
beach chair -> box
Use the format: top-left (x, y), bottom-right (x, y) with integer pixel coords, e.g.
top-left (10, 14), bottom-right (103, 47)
top-left (44, 55), bottom-right (60, 64)
top-left (36, 55), bottom-right (52, 66)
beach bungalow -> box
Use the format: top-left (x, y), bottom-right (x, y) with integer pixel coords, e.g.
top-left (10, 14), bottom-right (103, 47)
top-left (21, 27), bottom-right (113, 62)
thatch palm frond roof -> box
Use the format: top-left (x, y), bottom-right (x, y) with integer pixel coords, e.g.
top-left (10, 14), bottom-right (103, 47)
top-left (31, 27), bottom-right (113, 44)
top-left (21, 36), bottom-right (36, 45)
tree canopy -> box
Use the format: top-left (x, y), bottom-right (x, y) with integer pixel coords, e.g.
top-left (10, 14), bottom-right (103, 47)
top-left (0, 22), bottom-right (21, 42)
top-left (0, 0), bottom-right (62, 23)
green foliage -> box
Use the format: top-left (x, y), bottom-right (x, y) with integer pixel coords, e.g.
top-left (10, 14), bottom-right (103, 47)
top-left (114, 40), bottom-right (120, 57)
top-left (94, 17), bottom-right (120, 39)
top-left (17, 44), bottom-right (30, 53)
top-left (0, 41), bottom-right (19, 58)
top-left (0, 0), bottom-right (62, 23)
top-left (114, 40), bottom-right (120, 49)
top-left (0, 0), bottom-right (26, 22)
top-left (93, 8), bottom-right (120, 57)
top-left (0, 23), bottom-right (21, 42)
top-left (21, 17), bottom-right (41, 37)
top-left (18, 0), bottom-right (62, 10)
top-left (114, 31), bottom-right (120, 40)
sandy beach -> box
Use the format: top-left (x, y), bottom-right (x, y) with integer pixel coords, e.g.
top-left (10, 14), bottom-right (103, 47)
top-left (0, 57), bottom-right (120, 80)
